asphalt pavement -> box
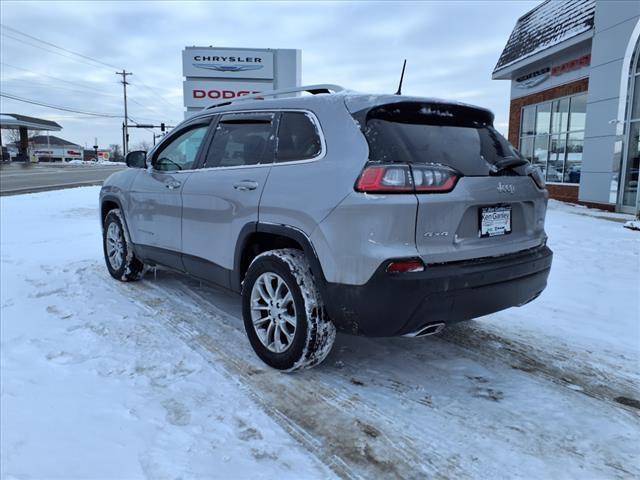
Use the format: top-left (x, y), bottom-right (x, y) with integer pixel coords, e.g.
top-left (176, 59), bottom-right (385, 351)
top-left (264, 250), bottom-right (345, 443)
top-left (0, 162), bottom-right (126, 196)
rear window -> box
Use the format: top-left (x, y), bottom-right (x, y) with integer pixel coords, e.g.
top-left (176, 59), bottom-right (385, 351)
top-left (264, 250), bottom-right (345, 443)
top-left (358, 102), bottom-right (525, 176)
top-left (276, 112), bottom-right (322, 162)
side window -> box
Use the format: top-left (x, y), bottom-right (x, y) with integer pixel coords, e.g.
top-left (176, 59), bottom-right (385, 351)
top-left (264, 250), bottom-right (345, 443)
top-left (153, 124), bottom-right (209, 171)
top-left (204, 113), bottom-right (275, 168)
top-left (276, 112), bottom-right (322, 162)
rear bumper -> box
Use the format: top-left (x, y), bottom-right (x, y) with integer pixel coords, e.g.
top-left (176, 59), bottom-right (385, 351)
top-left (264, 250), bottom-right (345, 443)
top-left (323, 245), bottom-right (552, 337)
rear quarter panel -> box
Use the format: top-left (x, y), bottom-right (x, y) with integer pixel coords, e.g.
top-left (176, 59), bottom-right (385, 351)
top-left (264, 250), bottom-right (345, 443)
top-left (258, 101), bottom-right (367, 236)
top-left (310, 191), bottom-right (420, 285)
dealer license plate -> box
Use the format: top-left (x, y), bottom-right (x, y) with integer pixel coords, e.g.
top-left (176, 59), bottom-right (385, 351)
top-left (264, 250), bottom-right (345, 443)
top-left (480, 206), bottom-right (512, 237)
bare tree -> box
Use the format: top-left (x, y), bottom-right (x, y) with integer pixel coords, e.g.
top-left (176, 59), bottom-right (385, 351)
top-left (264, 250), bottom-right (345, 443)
top-left (132, 140), bottom-right (152, 152)
top-left (5, 129), bottom-right (44, 147)
top-left (109, 144), bottom-right (123, 162)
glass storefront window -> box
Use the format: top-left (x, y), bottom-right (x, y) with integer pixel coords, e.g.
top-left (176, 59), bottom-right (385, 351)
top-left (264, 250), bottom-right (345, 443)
top-left (521, 106), bottom-right (536, 136)
top-left (533, 134), bottom-right (549, 177)
top-left (551, 98), bottom-right (569, 134)
top-left (565, 131), bottom-right (583, 183)
top-left (569, 94), bottom-right (587, 131)
top-left (519, 136), bottom-right (534, 162)
top-left (547, 134), bottom-right (566, 182)
top-left (519, 92), bottom-right (586, 184)
top-left (622, 122), bottom-right (639, 206)
top-left (632, 77), bottom-right (640, 121)
top-left (535, 102), bottom-right (552, 135)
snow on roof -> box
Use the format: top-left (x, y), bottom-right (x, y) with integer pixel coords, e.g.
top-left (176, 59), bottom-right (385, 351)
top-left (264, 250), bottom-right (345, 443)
top-left (493, 0), bottom-right (595, 73)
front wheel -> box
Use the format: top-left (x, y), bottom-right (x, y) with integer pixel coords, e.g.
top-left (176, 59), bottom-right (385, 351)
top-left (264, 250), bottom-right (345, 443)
top-left (103, 209), bottom-right (145, 282)
top-left (242, 249), bottom-right (336, 371)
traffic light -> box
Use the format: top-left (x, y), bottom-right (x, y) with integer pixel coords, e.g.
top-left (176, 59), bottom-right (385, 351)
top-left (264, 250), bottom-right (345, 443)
top-left (161, 123), bottom-right (165, 132)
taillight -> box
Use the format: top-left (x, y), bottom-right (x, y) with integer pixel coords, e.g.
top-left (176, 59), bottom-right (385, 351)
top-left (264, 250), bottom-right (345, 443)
top-left (355, 164), bottom-right (413, 192)
top-left (528, 165), bottom-right (546, 189)
top-left (386, 258), bottom-right (425, 273)
top-left (412, 164), bottom-right (459, 192)
top-left (355, 163), bottom-right (459, 194)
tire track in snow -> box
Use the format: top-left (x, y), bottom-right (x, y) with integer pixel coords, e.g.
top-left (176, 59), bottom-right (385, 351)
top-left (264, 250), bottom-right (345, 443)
top-left (98, 269), bottom-right (464, 480)
top-left (85, 265), bottom-right (640, 479)
top-left (439, 322), bottom-right (640, 413)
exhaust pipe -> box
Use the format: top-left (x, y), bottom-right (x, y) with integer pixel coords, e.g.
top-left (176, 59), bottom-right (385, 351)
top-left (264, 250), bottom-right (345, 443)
top-left (404, 322), bottom-right (446, 338)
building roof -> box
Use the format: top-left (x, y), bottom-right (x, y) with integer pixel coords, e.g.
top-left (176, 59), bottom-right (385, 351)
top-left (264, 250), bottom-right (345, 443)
top-left (0, 113), bottom-right (62, 131)
top-left (493, 0), bottom-right (595, 74)
top-left (10, 135), bottom-right (82, 148)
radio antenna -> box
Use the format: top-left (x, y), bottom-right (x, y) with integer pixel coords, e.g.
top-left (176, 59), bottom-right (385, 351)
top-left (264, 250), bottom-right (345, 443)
top-left (395, 59), bottom-right (407, 95)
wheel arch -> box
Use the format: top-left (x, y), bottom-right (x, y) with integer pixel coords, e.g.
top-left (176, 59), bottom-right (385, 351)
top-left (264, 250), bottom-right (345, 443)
top-left (101, 195), bottom-right (123, 226)
top-left (233, 223), bottom-right (328, 295)
top-left (100, 196), bottom-right (134, 244)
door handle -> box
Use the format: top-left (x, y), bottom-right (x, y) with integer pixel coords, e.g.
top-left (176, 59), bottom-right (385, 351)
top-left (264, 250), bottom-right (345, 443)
top-left (233, 180), bottom-right (259, 191)
top-left (165, 180), bottom-right (181, 190)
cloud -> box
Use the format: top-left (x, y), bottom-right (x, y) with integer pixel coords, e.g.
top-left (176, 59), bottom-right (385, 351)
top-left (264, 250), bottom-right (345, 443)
top-left (0, 0), bottom-right (537, 146)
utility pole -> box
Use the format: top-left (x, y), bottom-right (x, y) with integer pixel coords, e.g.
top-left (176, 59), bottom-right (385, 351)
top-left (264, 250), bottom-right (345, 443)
top-left (115, 70), bottom-right (132, 155)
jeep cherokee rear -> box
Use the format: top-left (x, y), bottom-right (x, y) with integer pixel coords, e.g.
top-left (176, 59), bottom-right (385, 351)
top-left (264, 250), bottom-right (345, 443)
top-left (100, 85), bottom-right (552, 371)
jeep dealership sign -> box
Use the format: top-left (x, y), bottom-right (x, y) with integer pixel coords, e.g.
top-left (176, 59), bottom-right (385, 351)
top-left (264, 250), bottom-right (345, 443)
top-left (182, 46), bottom-right (301, 116)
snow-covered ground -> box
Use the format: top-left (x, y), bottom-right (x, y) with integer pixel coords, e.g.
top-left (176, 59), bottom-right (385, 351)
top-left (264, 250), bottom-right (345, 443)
top-left (1, 187), bottom-right (639, 479)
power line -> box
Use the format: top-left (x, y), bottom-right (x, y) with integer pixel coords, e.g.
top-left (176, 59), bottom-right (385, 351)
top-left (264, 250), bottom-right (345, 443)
top-left (2, 62), bottom-right (175, 121)
top-left (0, 92), bottom-right (121, 118)
top-left (1, 62), bottom-right (120, 96)
top-left (128, 97), bottom-right (167, 115)
top-left (1, 25), bottom-right (180, 120)
top-left (0, 32), bottom-right (116, 73)
top-left (128, 79), bottom-right (179, 110)
top-left (1, 76), bottom-right (120, 99)
top-left (1, 25), bottom-right (181, 138)
top-left (0, 23), bottom-right (120, 71)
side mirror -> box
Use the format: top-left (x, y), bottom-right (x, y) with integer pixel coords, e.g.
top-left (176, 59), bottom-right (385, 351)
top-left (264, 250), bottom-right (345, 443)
top-left (126, 150), bottom-right (147, 168)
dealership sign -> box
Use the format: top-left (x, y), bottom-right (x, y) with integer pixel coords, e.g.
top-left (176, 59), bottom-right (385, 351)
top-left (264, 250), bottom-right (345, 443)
top-left (182, 48), bottom-right (274, 79)
top-left (183, 80), bottom-right (267, 108)
top-left (551, 54), bottom-right (591, 77)
top-left (516, 54), bottom-right (591, 90)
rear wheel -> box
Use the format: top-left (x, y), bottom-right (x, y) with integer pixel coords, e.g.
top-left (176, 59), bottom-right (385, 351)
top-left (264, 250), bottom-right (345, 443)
top-left (103, 209), bottom-right (145, 281)
top-left (242, 249), bottom-right (336, 371)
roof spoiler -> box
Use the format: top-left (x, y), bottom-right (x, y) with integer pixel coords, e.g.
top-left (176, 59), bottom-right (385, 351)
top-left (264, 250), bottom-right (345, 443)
top-left (205, 84), bottom-right (345, 110)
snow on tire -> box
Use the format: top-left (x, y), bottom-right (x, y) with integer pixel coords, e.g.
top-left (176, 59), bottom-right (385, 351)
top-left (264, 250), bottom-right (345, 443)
top-left (242, 248), bottom-right (336, 372)
top-left (103, 209), bottom-right (145, 282)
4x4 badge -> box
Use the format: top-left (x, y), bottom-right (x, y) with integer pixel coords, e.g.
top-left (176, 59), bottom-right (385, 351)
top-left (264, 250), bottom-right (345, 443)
top-left (497, 182), bottom-right (515, 194)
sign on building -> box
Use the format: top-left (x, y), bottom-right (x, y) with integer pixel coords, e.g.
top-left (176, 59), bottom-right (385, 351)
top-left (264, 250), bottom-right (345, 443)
top-left (182, 47), bottom-right (301, 116)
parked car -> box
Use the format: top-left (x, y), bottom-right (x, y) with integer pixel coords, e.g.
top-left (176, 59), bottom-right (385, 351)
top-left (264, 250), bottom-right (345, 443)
top-left (99, 85), bottom-right (553, 371)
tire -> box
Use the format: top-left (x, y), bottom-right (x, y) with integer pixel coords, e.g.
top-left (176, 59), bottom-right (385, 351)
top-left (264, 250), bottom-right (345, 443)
top-left (242, 248), bottom-right (336, 371)
top-left (103, 208), bottom-right (145, 282)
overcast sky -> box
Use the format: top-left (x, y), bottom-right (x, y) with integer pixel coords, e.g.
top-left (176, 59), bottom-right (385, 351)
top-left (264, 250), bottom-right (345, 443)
top-left (0, 0), bottom-right (537, 150)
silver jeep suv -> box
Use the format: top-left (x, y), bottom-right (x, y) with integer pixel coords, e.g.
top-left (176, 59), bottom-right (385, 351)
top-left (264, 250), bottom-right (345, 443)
top-left (100, 85), bottom-right (552, 371)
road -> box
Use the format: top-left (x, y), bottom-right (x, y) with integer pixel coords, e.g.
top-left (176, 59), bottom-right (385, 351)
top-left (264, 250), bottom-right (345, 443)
top-left (0, 162), bottom-right (125, 196)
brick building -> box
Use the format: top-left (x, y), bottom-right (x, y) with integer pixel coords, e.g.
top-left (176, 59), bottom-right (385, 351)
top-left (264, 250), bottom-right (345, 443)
top-left (493, 0), bottom-right (640, 213)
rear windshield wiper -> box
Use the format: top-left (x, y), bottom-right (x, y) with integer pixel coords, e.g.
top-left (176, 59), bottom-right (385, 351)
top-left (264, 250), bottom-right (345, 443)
top-left (493, 156), bottom-right (528, 172)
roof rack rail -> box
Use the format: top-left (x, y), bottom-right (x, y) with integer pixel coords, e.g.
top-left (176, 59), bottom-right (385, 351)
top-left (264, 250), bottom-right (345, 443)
top-left (205, 84), bottom-right (345, 110)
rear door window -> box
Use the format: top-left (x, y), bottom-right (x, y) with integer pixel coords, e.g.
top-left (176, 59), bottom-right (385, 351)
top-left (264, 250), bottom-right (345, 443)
top-left (276, 112), bottom-right (322, 162)
top-left (204, 113), bottom-right (276, 168)
top-left (359, 102), bottom-right (525, 176)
